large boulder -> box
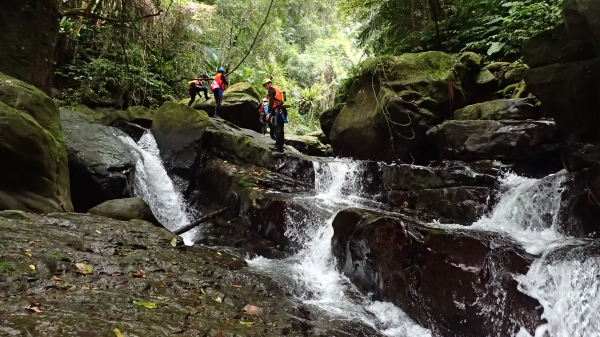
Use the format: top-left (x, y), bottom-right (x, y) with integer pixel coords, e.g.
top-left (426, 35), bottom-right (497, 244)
top-left (151, 102), bottom-right (211, 180)
top-left (99, 106), bottom-right (155, 141)
top-left (0, 73), bottom-right (72, 212)
top-left (88, 197), bottom-right (159, 225)
top-left (523, 0), bottom-right (600, 142)
top-left (61, 109), bottom-right (136, 212)
top-left (331, 208), bottom-right (543, 337)
top-left (319, 103), bottom-right (344, 138)
top-left (382, 163), bottom-right (497, 191)
top-left (329, 52), bottom-right (467, 163)
top-left (0, 0), bottom-right (59, 94)
top-left (427, 120), bottom-right (563, 163)
top-left (284, 134), bottom-right (332, 157)
top-left (190, 82), bottom-right (262, 132)
top-left (454, 98), bottom-right (540, 121)
top-left (525, 58), bottom-right (600, 142)
top-left (387, 186), bottom-right (492, 222)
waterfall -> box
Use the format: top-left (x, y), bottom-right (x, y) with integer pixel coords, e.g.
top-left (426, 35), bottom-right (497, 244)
top-left (433, 171), bottom-right (595, 337)
top-left (249, 159), bottom-right (432, 337)
top-left (118, 131), bottom-right (196, 245)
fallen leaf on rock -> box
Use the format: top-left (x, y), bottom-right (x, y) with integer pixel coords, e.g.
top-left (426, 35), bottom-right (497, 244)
top-left (74, 263), bottom-right (92, 275)
top-left (81, 285), bottom-right (89, 290)
top-left (214, 296), bottom-right (223, 303)
top-left (133, 301), bottom-right (157, 309)
top-left (50, 276), bottom-right (61, 281)
top-left (243, 304), bottom-right (263, 316)
top-left (28, 265), bottom-right (35, 271)
top-left (113, 327), bottom-right (125, 337)
top-left (26, 305), bottom-right (42, 313)
top-left (131, 270), bottom-right (145, 278)
top-left (232, 285), bottom-right (242, 288)
top-left (170, 238), bottom-right (177, 247)
top-left (239, 321), bottom-right (254, 327)
top-left (67, 252), bottom-right (72, 257)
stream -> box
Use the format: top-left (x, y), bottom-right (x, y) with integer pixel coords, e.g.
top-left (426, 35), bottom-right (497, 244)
top-left (122, 130), bottom-right (600, 337)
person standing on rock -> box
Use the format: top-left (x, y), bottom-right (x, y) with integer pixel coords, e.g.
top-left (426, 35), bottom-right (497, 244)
top-left (210, 67), bottom-right (228, 118)
top-left (187, 78), bottom-right (210, 106)
top-left (263, 79), bottom-right (285, 152)
top-left (259, 97), bottom-right (269, 135)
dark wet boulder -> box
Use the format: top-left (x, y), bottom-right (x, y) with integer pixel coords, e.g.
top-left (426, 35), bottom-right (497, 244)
top-left (61, 109), bottom-right (136, 212)
top-left (190, 82), bottom-right (262, 132)
top-left (427, 120), bottom-right (563, 163)
top-left (387, 186), bottom-right (492, 222)
top-left (454, 98), bottom-right (540, 121)
top-left (0, 73), bottom-right (73, 212)
top-left (88, 197), bottom-right (159, 225)
top-left (191, 158), bottom-right (311, 251)
top-left (319, 103), bottom-right (344, 138)
top-left (525, 58), bottom-right (600, 142)
top-left (329, 52), bottom-right (466, 163)
top-left (382, 163), bottom-right (497, 191)
top-left (331, 208), bottom-right (543, 337)
top-left (523, 26), bottom-right (596, 69)
top-left (561, 142), bottom-right (600, 172)
top-left (0, 0), bottom-right (59, 94)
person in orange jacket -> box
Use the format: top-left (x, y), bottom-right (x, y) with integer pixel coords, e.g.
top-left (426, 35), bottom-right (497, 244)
top-left (209, 67), bottom-right (228, 118)
top-left (263, 79), bottom-right (285, 152)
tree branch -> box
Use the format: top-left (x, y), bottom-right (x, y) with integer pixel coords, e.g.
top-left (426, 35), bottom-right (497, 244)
top-left (59, 8), bottom-right (162, 24)
top-left (226, 0), bottom-right (275, 75)
top-left (173, 208), bottom-right (228, 235)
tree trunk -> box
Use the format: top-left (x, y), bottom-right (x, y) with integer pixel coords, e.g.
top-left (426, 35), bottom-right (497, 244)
top-left (0, 0), bottom-right (60, 94)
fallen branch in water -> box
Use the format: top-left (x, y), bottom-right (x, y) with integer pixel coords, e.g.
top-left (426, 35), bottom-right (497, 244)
top-left (173, 207), bottom-right (228, 235)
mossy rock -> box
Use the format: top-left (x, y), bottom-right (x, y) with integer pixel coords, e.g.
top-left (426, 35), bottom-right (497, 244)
top-left (330, 51), bottom-right (464, 163)
top-left (454, 98), bottom-right (540, 121)
top-left (319, 103), bottom-right (344, 138)
top-left (88, 197), bottom-right (159, 225)
top-left (459, 52), bottom-right (482, 72)
top-left (98, 106), bottom-right (155, 128)
top-left (151, 102), bottom-right (211, 176)
top-left (186, 82), bottom-right (262, 132)
top-left (67, 103), bottom-right (105, 121)
top-left (0, 72), bottom-right (73, 212)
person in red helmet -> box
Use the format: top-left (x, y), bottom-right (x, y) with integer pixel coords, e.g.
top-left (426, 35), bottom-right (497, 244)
top-left (209, 67), bottom-right (228, 118)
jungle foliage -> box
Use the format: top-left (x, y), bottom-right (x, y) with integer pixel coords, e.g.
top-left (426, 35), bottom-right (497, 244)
top-left (338, 0), bottom-right (563, 60)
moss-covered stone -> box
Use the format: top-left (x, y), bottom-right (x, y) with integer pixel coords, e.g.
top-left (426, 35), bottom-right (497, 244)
top-left (187, 82), bottom-right (262, 131)
top-left (88, 197), bottom-right (160, 225)
top-left (459, 52), bottom-right (482, 71)
top-left (329, 52), bottom-right (466, 163)
top-left (68, 103), bottom-right (105, 121)
top-left (454, 98), bottom-right (540, 121)
top-left (0, 72), bottom-right (73, 212)
top-left (98, 105), bottom-right (155, 128)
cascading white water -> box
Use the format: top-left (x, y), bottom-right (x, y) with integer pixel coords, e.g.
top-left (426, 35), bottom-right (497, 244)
top-left (118, 132), bottom-right (196, 245)
top-left (249, 160), bottom-right (432, 337)
top-left (431, 171), bottom-right (596, 337)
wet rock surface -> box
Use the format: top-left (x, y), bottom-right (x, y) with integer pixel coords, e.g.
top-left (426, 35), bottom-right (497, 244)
top-left (387, 186), bottom-right (492, 223)
top-left (284, 135), bottom-right (332, 157)
top-left (427, 120), bottom-right (563, 163)
top-left (61, 109), bottom-right (136, 212)
top-left (382, 163), bottom-right (497, 191)
top-left (331, 208), bottom-right (544, 337)
top-left (0, 211), bottom-right (378, 337)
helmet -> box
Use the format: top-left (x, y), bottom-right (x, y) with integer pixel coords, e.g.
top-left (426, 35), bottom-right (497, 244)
top-left (262, 98), bottom-right (268, 102)
top-left (262, 78), bottom-right (272, 86)
top-left (218, 67), bottom-right (226, 73)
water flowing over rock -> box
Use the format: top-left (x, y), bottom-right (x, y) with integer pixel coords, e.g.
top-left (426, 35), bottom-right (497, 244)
top-left (329, 52), bottom-right (466, 163)
top-left (0, 73), bottom-right (72, 212)
top-left (331, 208), bottom-right (543, 337)
top-left (60, 109), bottom-right (135, 212)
